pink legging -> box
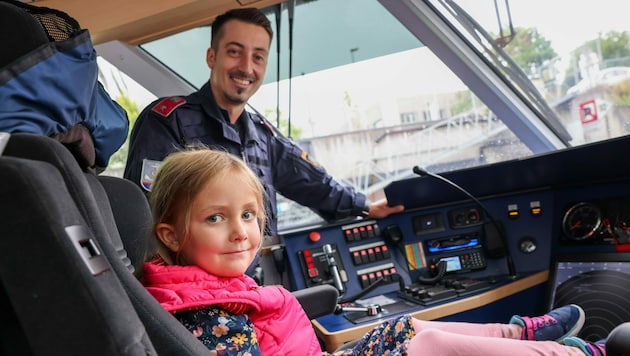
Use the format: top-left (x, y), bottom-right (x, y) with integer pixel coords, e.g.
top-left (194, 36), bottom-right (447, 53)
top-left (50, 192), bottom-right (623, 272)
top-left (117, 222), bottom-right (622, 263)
top-left (406, 319), bottom-right (587, 356)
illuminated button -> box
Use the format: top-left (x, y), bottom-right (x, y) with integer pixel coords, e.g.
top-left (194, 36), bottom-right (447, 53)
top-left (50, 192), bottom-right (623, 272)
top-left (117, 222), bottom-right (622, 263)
top-left (530, 201), bottom-right (542, 215)
top-left (360, 250), bottom-right (368, 264)
top-left (374, 246), bottom-right (382, 260)
top-left (360, 274), bottom-right (370, 288)
top-left (381, 245), bottom-right (390, 258)
top-left (352, 251), bottom-right (361, 265)
top-left (308, 267), bottom-right (319, 277)
top-left (344, 229), bottom-right (352, 241)
top-left (367, 248), bottom-right (376, 262)
top-left (507, 204), bottom-right (519, 219)
top-left (308, 231), bottom-right (321, 242)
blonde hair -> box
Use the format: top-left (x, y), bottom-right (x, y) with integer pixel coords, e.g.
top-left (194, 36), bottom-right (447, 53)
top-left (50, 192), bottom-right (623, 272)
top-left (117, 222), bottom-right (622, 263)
top-left (149, 147), bottom-right (266, 264)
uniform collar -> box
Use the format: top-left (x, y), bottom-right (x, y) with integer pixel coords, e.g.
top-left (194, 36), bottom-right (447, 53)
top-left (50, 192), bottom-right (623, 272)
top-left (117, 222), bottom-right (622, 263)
top-left (193, 82), bottom-right (262, 145)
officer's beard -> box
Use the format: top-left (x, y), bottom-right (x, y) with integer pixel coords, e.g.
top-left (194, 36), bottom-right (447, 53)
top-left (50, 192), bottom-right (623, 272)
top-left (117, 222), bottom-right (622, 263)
top-left (228, 70), bottom-right (257, 103)
top-left (225, 90), bottom-right (248, 105)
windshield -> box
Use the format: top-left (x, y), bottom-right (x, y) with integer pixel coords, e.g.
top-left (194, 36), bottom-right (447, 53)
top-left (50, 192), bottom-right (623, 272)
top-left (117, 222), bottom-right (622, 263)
top-left (106, 0), bottom-right (630, 232)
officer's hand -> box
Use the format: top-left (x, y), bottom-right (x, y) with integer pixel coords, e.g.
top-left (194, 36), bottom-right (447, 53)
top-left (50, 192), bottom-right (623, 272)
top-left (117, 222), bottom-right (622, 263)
top-left (367, 198), bottom-right (404, 219)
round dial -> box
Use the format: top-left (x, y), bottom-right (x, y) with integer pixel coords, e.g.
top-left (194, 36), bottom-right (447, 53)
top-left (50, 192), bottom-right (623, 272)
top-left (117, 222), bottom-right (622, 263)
top-left (561, 202), bottom-right (602, 240)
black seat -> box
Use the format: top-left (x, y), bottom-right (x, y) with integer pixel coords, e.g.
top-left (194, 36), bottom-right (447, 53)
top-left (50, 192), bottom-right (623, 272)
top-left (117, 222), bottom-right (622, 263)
top-left (0, 153), bottom-right (155, 355)
top-left (3, 133), bottom-right (210, 355)
top-left (97, 175), bottom-right (153, 273)
top-left (4, 133), bottom-right (338, 352)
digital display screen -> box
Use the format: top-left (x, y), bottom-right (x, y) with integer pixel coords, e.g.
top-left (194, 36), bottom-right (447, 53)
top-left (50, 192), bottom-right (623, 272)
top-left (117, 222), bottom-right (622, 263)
top-left (426, 237), bottom-right (479, 253)
top-left (441, 256), bottom-right (462, 272)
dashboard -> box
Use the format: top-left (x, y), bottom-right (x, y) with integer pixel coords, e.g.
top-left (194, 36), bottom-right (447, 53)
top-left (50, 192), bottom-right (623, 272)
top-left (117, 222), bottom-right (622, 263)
top-left (276, 135), bottom-right (630, 350)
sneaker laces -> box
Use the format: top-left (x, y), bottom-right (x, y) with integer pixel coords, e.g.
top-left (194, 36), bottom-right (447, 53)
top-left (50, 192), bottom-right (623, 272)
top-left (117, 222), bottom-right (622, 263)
top-left (522, 314), bottom-right (557, 340)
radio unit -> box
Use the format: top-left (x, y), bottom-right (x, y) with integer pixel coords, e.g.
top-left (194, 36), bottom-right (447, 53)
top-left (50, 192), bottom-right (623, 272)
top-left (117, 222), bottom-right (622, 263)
top-left (426, 233), bottom-right (480, 253)
top-left (438, 250), bottom-right (487, 273)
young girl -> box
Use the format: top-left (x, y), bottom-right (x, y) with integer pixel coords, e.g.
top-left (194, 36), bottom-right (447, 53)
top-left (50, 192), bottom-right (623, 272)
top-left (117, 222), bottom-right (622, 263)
top-left (141, 148), bottom-right (606, 356)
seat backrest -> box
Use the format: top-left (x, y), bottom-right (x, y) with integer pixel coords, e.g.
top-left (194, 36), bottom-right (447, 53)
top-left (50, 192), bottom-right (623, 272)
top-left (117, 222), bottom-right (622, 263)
top-left (0, 153), bottom-right (155, 355)
top-left (4, 133), bottom-right (210, 355)
top-left (97, 175), bottom-right (154, 273)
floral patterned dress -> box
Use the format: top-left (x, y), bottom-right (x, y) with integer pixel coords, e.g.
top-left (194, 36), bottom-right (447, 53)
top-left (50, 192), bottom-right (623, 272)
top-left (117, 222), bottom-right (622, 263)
top-left (175, 306), bottom-right (261, 356)
top-left (176, 304), bottom-right (415, 356)
top-left (328, 314), bottom-right (415, 356)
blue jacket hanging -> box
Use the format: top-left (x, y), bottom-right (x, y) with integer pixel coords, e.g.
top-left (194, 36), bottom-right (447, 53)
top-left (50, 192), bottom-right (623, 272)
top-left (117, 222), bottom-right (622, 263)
top-left (0, 3), bottom-right (128, 170)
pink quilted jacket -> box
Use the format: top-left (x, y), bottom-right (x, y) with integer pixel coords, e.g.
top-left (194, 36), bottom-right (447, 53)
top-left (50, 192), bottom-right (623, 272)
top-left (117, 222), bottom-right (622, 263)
top-left (142, 262), bottom-right (322, 355)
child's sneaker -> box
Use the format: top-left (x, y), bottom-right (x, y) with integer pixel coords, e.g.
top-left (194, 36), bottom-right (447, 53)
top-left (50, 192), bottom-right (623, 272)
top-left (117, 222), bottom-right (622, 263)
top-left (509, 304), bottom-right (585, 341)
top-left (563, 336), bottom-right (606, 355)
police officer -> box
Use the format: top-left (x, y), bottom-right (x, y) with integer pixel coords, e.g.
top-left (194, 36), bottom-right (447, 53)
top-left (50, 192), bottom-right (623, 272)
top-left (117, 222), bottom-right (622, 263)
top-left (124, 8), bottom-right (404, 239)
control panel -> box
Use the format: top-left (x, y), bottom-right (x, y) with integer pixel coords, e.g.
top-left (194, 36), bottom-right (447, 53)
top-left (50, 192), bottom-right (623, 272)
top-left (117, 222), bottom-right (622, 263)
top-left (560, 196), bottom-right (630, 248)
top-left (280, 190), bottom-right (559, 326)
top-left (297, 243), bottom-right (348, 292)
top-left (282, 205), bottom-right (499, 313)
top-left (275, 136), bottom-right (630, 342)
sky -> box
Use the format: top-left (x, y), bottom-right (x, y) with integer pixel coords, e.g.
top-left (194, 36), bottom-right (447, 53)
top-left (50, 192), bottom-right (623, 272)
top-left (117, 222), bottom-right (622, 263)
top-left (250, 0), bottom-right (630, 136)
top-left (464, 0), bottom-right (630, 58)
top-left (98, 0), bottom-right (630, 136)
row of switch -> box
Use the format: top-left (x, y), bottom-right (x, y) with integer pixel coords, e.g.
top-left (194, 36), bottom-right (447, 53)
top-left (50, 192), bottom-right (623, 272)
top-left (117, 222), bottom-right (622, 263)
top-left (358, 265), bottom-right (397, 289)
top-left (342, 221), bottom-right (381, 242)
top-left (350, 243), bottom-right (390, 265)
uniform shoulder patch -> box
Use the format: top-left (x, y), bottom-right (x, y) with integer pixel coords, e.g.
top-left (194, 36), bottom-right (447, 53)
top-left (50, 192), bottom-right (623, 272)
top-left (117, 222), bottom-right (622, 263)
top-left (140, 159), bottom-right (163, 191)
top-left (151, 97), bottom-right (186, 118)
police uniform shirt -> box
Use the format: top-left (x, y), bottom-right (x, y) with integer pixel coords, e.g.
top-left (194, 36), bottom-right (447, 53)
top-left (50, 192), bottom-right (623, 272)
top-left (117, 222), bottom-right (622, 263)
top-left (123, 82), bottom-right (369, 235)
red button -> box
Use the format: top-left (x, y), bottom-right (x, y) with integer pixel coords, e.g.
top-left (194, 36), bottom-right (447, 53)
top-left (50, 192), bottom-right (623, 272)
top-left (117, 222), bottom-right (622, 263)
top-left (309, 231), bottom-right (321, 242)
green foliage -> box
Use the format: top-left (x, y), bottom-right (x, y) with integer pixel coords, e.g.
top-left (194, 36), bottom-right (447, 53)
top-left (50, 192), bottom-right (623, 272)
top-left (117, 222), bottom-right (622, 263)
top-left (504, 27), bottom-right (557, 77)
top-left (450, 90), bottom-right (473, 116)
top-left (608, 80), bottom-right (630, 105)
top-left (597, 31), bottom-right (630, 66)
top-left (107, 93), bottom-right (139, 169)
top-left (263, 108), bottom-right (302, 139)
top-left (563, 30), bottom-right (630, 89)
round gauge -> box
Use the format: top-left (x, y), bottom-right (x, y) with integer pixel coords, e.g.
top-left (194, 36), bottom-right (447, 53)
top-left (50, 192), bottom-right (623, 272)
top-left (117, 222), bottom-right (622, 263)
top-left (561, 202), bottom-right (602, 240)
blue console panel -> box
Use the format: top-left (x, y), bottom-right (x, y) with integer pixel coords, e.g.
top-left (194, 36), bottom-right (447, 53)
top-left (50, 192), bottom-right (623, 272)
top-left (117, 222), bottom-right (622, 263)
top-left (278, 135), bottom-right (630, 345)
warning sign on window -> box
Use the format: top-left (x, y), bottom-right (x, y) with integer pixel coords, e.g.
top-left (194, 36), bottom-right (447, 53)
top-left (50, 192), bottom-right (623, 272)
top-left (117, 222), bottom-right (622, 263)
top-left (579, 99), bottom-right (598, 124)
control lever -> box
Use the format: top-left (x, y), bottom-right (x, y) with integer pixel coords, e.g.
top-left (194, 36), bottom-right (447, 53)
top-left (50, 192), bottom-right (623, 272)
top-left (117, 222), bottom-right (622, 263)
top-left (334, 303), bottom-right (382, 316)
top-left (323, 244), bottom-right (345, 294)
top-left (418, 259), bottom-right (447, 285)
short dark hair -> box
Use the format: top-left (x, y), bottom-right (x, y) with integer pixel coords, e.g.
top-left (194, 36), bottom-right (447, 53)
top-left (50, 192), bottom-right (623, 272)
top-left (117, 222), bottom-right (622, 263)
top-left (211, 8), bottom-right (273, 49)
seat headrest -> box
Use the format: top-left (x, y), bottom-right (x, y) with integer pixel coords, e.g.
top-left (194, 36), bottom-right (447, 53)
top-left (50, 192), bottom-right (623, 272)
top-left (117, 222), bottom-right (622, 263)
top-left (0, 1), bottom-right (49, 68)
top-left (0, 0), bottom-right (81, 42)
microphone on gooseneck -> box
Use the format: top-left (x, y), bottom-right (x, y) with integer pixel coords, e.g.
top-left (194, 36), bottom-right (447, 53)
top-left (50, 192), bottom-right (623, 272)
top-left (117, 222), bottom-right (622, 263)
top-left (412, 166), bottom-right (517, 278)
